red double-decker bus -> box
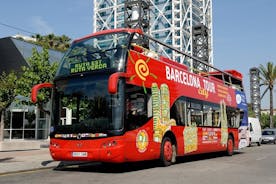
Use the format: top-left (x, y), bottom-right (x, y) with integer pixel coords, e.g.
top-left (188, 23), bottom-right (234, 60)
top-left (32, 28), bottom-right (248, 166)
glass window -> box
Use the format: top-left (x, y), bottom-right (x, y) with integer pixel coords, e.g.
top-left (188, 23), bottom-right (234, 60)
top-left (56, 32), bottom-right (130, 77)
top-left (125, 85), bottom-right (152, 130)
top-left (212, 104), bottom-right (220, 127)
top-left (262, 130), bottom-right (275, 135)
top-left (203, 104), bottom-right (212, 126)
top-left (249, 123), bottom-right (253, 132)
top-left (227, 107), bottom-right (240, 128)
top-left (24, 112), bottom-right (36, 129)
top-left (12, 112), bottom-right (23, 129)
top-left (187, 98), bottom-right (203, 126)
top-left (184, 98), bottom-right (244, 128)
top-left (12, 130), bottom-right (23, 139)
top-left (52, 75), bottom-right (124, 135)
top-left (191, 109), bottom-right (203, 126)
top-left (170, 97), bottom-right (186, 126)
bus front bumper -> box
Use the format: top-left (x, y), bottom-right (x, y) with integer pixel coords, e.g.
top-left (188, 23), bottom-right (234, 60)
top-left (49, 138), bottom-right (126, 163)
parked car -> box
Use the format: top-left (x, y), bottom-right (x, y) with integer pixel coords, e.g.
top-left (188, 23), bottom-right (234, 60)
top-left (261, 129), bottom-right (276, 144)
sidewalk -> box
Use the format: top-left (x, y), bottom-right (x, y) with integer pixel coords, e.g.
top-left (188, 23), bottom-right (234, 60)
top-left (0, 148), bottom-right (59, 175)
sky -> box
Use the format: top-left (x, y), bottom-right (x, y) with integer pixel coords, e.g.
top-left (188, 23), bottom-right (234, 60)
top-left (213, 1), bottom-right (276, 109)
top-left (0, 0), bottom-right (275, 109)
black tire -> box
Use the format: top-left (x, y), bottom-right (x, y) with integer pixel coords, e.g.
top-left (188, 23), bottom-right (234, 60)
top-left (160, 137), bottom-right (176, 166)
top-left (226, 136), bottom-right (234, 156)
top-left (248, 138), bottom-right (252, 147)
top-left (257, 139), bottom-right (261, 146)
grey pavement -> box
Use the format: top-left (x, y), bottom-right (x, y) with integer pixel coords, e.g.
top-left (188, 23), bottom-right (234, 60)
top-left (0, 147), bottom-right (59, 175)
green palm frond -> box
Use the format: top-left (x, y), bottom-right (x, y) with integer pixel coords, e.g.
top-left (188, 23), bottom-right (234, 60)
top-left (259, 61), bottom-right (276, 128)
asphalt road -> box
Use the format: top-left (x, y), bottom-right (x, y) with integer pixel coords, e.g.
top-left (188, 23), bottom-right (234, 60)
top-left (1, 144), bottom-right (276, 184)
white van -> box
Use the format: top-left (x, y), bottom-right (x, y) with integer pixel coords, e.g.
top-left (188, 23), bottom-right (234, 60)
top-left (248, 117), bottom-right (262, 146)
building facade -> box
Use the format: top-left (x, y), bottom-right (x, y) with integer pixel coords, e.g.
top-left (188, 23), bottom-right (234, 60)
top-left (0, 37), bottom-right (63, 140)
top-left (93, 0), bottom-right (213, 67)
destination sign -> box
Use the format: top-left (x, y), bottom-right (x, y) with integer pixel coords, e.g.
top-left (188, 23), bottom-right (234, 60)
top-left (70, 60), bottom-right (107, 73)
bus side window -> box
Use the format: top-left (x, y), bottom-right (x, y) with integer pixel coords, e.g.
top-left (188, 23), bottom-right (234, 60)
top-left (170, 104), bottom-right (180, 125)
top-left (187, 109), bottom-right (191, 126)
top-left (227, 107), bottom-right (240, 128)
top-left (192, 113), bottom-right (203, 126)
top-left (203, 104), bottom-right (212, 126)
top-left (212, 111), bottom-right (220, 127)
top-left (212, 104), bottom-right (220, 127)
top-left (188, 99), bottom-right (203, 126)
top-left (170, 98), bottom-right (186, 126)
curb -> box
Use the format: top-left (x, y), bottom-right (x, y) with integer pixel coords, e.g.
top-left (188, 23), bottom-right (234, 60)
top-left (0, 166), bottom-right (57, 176)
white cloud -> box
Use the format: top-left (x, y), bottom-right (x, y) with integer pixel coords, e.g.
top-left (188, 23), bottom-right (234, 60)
top-left (30, 16), bottom-right (54, 35)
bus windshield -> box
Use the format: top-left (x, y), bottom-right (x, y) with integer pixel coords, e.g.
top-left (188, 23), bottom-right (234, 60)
top-left (51, 74), bottom-right (125, 136)
top-left (56, 32), bottom-right (130, 77)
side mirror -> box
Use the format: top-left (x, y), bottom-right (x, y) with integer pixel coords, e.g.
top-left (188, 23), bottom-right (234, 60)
top-left (31, 83), bottom-right (53, 103)
top-left (108, 72), bottom-right (129, 94)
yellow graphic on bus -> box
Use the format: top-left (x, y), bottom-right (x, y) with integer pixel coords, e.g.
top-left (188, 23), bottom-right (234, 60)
top-left (129, 51), bottom-right (157, 93)
top-left (220, 100), bottom-right (228, 146)
top-left (183, 123), bottom-right (198, 153)
top-left (152, 83), bottom-right (176, 143)
top-left (135, 59), bottom-right (149, 81)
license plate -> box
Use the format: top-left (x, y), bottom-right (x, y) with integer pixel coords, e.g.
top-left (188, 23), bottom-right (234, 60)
top-left (72, 152), bottom-right (88, 157)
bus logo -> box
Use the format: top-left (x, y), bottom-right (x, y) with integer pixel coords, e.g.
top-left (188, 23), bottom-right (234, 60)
top-left (135, 59), bottom-right (149, 81)
top-left (129, 51), bottom-right (157, 93)
top-left (136, 130), bottom-right (149, 153)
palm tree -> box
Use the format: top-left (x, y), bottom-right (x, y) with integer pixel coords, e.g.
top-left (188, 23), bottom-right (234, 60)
top-left (32, 34), bottom-right (71, 52)
top-left (56, 35), bottom-right (71, 51)
top-left (259, 62), bottom-right (276, 128)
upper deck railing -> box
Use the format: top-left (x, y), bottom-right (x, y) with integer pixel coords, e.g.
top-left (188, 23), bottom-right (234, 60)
top-left (130, 30), bottom-right (244, 91)
top-left (73, 28), bottom-right (244, 91)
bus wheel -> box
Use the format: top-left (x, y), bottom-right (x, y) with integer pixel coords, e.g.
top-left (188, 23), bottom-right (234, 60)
top-left (160, 137), bottom-right (176, 166)
top-left (226, 136), bottom-right (234, 156)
